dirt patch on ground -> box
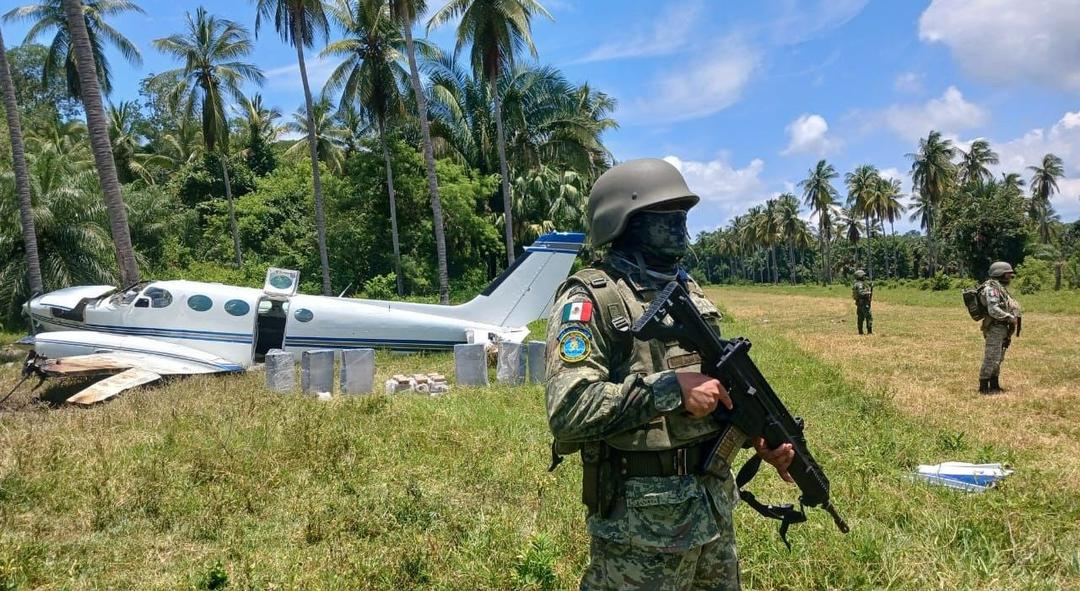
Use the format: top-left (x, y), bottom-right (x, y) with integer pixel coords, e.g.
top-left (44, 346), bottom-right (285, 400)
top-left (711, 287), bottom-right (1080, 486)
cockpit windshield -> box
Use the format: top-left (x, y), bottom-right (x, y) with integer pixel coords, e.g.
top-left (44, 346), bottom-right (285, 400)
top-left (111, 281), bottom-right (150, 306)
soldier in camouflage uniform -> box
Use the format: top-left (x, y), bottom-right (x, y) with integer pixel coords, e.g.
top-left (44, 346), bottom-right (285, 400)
top-left (545, 159), bottom-right (794, 591)
top-left (978, 261), bottom-right (1021, 394)
top-left (852, 269), bottom-right (873, 335)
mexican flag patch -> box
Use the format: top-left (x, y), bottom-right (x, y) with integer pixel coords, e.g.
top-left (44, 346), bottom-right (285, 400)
top-left (561, 301), bottom-right (593, 323)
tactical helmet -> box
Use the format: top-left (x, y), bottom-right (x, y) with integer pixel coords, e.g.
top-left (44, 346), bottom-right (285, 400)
top-left (854, 269), bottom-right (866, 279)
top-left (587, 159), bottom-right (700, 247)
top-left (988, 261), bottom-right (1014, 278)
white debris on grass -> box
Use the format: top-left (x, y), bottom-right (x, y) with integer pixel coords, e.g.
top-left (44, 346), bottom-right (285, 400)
top-left (912, 462), bottom-right (1014, 493)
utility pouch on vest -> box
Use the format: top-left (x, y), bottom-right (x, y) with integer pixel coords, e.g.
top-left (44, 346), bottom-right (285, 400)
top-left (581, 441), bottom-right (614, 517)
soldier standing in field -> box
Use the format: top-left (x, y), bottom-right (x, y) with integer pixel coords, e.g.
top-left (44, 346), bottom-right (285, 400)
top-left (978, 261), bottom-right (1022, 394)
top-left (544, 159), bottom-right (794, 590)
top-left (852, 269), bottom-right (873, 335)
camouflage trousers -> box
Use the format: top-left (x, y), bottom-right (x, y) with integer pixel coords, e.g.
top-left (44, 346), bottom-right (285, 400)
top-left (980, 321), bottom-right (1012, 380)
top-left (856, 301), bottom-right (872, 334)
top-left (579, 517), bottom-right (739, 591)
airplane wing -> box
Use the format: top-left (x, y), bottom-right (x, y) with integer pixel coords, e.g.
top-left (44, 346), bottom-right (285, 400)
top-left (22, 331), bottom-right (244, 405)
top-left (65, 367), bottom-right (162, 406)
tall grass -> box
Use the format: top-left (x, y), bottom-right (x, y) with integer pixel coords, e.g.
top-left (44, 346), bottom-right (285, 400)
top-left (0, 309), bottom-right (1077, 588)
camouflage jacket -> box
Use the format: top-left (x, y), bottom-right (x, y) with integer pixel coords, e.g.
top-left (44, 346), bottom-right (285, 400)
top-left (979, 279), bottom-right (1021, 328)
top-left (545, 258), bottom-right (739, 550)
top-left (852, 280), bottom-right (872, 302)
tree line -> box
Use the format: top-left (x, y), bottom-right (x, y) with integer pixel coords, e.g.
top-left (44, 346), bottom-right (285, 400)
top-left (0, 0), bottom-right (612, 327)
top-left (688, 132), bottom-right (1079, 292)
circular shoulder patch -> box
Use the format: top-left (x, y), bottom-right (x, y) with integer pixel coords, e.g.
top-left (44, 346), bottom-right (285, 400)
top-left (558, 325), bottom-right (592, 363)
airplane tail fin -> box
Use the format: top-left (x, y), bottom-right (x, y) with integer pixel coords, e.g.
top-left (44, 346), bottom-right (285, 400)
top-left (454, 232), bottom-right (585, 327)
top-left (371, 232), bottom-right (584, 328)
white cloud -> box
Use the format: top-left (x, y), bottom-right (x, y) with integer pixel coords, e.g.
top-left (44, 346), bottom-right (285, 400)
top-left (894, 72), bottom-right (923, 93)
top-left (576, 1), bottom-right (702, 63)
top-left (878, 167), bottom-right (903, 182)
top-left (991, 111), bottom-right (1080, 220)
top-left (881, 86), bottom-right (988, 141)
top-left (782, 113), bottom-right (840, 156)
top-left (265, 55), bottom-right (337, 96)
top-left (919, 0), bottom-right (1080, 92)
top-left (663, 154), bottom-right (768, 229)
top-left (625, 38), bottom-right (759, 124)
top-left (771, 0), bottom-right (869, 45)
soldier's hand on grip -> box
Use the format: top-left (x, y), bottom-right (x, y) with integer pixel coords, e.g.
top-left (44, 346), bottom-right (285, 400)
top-left (754, 437), bottom-right (795, 483)
top-left (676, 372), bottom-right (733, 418)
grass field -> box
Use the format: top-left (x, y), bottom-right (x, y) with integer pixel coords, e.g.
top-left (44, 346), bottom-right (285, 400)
top-left (1, 288), bottom-right (1078, 590)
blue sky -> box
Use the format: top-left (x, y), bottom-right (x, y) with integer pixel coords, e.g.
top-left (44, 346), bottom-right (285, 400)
top-left (3, 0), bottom-right (1079, 234)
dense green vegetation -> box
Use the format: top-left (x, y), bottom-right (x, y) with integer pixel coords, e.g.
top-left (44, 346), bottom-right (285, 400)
top-left (1, 0), bottom-right (1074, 335)
top-left (688, 137), bottom-right (1079, 291)
top-left (0, 0), bottom-right (608, 328)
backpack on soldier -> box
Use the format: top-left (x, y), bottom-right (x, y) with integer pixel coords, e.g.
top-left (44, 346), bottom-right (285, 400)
top-left (962, 284), bottom-right (988, 321)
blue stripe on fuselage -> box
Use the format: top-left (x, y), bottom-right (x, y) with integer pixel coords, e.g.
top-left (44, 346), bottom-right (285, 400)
top-left (32, 314), bottom-right (252, 344)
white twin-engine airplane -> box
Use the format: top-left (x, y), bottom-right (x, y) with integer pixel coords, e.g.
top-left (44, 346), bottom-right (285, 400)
top-left (17, 232), bottom-right (584, 405)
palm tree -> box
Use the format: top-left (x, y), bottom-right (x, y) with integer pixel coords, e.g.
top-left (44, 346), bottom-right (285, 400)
top-left (0, 27), bottom-right (44, 297)
top-left (776, 193), bottom-right (801, 283)
top-left (1028, 153), bottom-right (1064, 244)
top-left (427, 0), bottom-right (553, 266)
top-left (875, 176), bottom-right (906, 278)
top-left (754, 198), bottom-right (781, 283)
top-left (61, 0), bottom-right (138, 285)
top-left (334, 102), bottom-right (372, 158)
top-left (235, 93), bottom-right (281, 174)
top-left (324, 0), bottom-right (412, 296)
top-left (5, 0), bottom-right (143, 98)
top-left (389, 0), bottom-right (451, 304)
top-left (107, 100), bottom-right (170, 184)
top-left (0, 144), bottom-right (117, 320)
top-left (838, 207), bottom-right (862, 271)
top-left (845, 164), bottom-right (879, 276)
top-left (426, 56), bottom-right (615, 181)
top-left (959, 139), bottom-right (998, 186)
top-left (908, 130), bottom-right (956, 275)
top-left (800, 159), bottom-right (839, 283)
top-left (152, 7), bottom-right (264, 267)
top-left (254, 0), bottom-right (334, 295)
top-left (284, 95), bottom-right (347, 174)
top-left (237, 93), bottom-right (283, 144)
top-left (1001, 171), bottom-right (1025, 196)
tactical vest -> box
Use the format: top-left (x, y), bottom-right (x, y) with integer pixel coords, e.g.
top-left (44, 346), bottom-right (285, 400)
top-left (559, 265), bottom-right (728, 452)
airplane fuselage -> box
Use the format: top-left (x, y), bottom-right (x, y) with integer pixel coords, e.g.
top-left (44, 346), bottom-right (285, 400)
top-left (27, 279), bottom-right (524, 369)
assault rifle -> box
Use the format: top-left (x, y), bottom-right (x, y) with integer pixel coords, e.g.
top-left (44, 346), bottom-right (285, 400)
top-left (631, 277), bottom-right (849, 546)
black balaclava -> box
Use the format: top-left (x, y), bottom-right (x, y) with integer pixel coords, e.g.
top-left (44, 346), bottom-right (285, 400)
top-left (611, 209), bottom-right (690, 276)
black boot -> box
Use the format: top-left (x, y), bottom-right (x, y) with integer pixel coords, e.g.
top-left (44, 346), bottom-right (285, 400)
top-left (979, 379), bottom-right (991, 394)
top-left (990, 376), bottom-right (1003, 392)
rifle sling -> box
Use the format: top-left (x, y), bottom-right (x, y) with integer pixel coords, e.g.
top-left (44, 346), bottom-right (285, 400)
top-left (735, 454), bottom-right (807, 550)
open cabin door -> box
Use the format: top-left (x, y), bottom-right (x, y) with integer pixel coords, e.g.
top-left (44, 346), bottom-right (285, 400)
top-left (253, 268), bottom-right (299, 362)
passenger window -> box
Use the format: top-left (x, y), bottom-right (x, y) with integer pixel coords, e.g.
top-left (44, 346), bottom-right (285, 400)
top-left (294, 308), bottom-right (314, 322)
top-left (187, 295), bottom-right (213, 312)
top-left (143, 287), bottom-right (172, 308)
top-left (224, 299), bottom-right (251, 316)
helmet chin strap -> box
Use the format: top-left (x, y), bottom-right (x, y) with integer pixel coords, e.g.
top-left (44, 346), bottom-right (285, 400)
top-left (609, 250), bottom-right (681, 285)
